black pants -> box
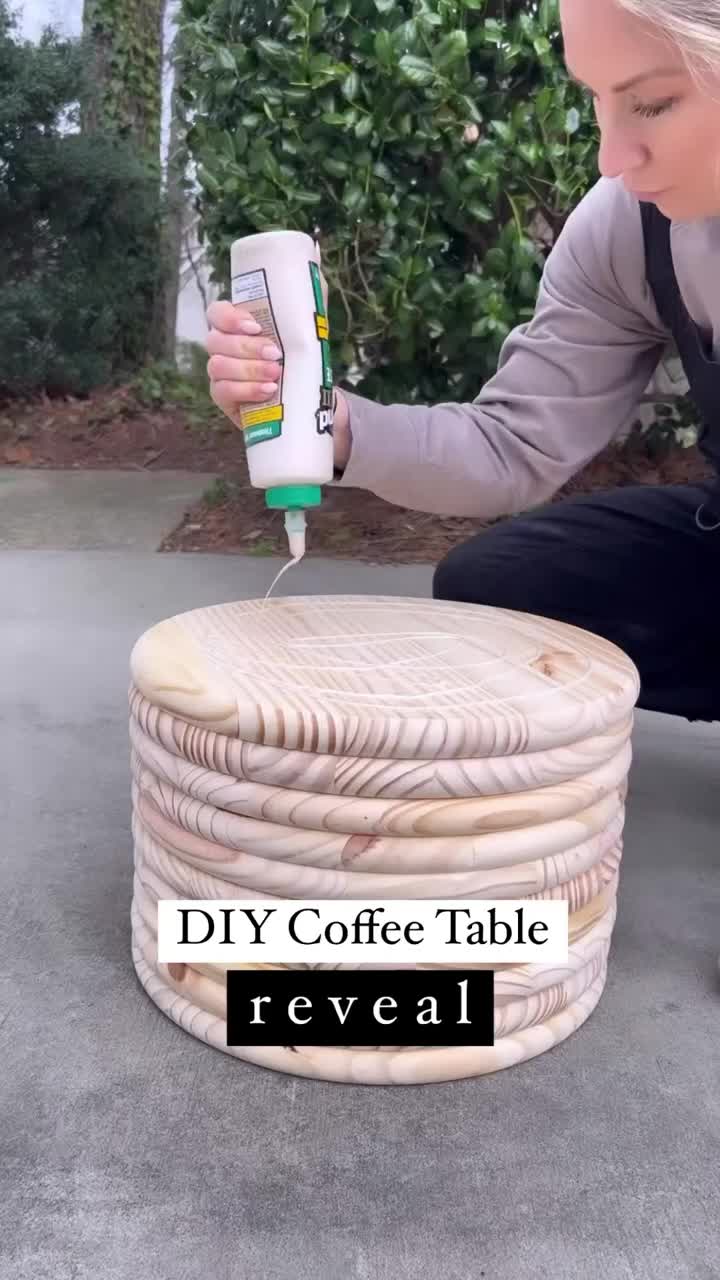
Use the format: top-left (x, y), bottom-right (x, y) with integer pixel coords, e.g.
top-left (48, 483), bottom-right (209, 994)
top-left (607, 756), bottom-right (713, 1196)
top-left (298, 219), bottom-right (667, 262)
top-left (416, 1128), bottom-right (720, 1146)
top-left (433, 484), bottom-right (720, 722)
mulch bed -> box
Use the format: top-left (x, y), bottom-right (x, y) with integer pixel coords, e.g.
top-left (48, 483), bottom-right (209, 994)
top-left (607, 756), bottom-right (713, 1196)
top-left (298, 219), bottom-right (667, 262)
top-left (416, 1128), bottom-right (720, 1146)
top-left (1, 385), bottom-right (713, 564)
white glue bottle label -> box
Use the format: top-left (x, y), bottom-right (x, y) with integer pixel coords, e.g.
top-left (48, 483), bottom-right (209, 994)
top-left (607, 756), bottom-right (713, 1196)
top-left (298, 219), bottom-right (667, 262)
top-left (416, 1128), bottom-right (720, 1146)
top-left (230, 230), bottom-right (335, 551)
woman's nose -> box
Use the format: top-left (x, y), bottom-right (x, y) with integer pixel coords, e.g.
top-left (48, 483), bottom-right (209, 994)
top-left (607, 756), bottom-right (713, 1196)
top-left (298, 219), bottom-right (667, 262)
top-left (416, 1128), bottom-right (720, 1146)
top-left (597, 119), bottom-right (648, 180)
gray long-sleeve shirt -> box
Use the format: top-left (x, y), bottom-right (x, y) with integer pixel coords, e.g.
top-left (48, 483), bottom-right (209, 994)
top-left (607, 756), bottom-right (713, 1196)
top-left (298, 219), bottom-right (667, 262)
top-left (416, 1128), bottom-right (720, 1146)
top-left (334, 176), bottom-right (720, 519)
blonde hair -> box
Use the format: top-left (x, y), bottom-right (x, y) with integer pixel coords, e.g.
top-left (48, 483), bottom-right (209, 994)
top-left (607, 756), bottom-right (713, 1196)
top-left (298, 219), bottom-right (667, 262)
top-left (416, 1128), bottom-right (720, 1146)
top-left (617, 1), bottom-right (720, 76)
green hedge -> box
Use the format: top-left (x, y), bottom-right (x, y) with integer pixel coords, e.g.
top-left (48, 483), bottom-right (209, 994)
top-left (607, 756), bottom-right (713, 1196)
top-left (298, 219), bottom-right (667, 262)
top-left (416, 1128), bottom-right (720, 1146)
top-left (0, 4), bottom-right (161, 398)
top-left (178, 0), bottom-right (597, 404)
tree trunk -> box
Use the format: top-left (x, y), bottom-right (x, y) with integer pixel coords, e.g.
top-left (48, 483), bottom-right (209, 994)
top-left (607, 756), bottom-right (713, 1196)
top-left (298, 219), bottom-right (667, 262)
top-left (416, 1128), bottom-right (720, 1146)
top-left (81, 0), bottom-right (164, 166)
top-left (82, 0), bottom-right (166, 360)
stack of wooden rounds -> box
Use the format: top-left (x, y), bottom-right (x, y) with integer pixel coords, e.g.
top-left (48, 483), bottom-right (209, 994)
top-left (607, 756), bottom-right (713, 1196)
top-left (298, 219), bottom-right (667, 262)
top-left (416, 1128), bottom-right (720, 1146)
top-left (128, 595), bottom-right (639, 1085)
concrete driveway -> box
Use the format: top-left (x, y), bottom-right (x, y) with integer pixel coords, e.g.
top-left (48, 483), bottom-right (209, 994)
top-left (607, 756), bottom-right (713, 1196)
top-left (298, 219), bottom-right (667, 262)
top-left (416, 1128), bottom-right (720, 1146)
top-left (2, 550), bottom-right (719, 1280)
top-left (0, 469), bottom-right (215, 550)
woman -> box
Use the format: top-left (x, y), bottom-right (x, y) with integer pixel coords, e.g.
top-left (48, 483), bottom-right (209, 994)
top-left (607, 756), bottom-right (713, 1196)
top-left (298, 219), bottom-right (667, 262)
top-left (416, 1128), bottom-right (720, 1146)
top-left (206, 0), bottom-right (720, 723)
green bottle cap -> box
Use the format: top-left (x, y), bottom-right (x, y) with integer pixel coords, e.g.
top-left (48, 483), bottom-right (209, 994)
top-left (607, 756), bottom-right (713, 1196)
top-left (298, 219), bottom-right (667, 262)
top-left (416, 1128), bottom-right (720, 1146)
top-left (265, 485), bottom-right (323, 509)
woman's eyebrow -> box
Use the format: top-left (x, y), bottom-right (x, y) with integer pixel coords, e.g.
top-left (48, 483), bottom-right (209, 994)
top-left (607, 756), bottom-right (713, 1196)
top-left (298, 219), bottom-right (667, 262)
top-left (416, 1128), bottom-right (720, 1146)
top-left (567, 66), bottom-right (685, 93)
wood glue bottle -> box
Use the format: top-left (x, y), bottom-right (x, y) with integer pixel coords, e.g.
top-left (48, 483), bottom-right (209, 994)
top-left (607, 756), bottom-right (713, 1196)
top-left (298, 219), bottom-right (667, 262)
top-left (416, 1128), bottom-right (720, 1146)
top-left (230, 230), bottom-right (335, 561)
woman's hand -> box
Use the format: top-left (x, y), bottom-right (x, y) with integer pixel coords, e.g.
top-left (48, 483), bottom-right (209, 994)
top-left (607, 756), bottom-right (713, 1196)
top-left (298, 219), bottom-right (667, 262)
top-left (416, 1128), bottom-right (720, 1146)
top-left (205, 299), bottom-right (351, 470)
top-left (206, 301), bottom-right (283, 426)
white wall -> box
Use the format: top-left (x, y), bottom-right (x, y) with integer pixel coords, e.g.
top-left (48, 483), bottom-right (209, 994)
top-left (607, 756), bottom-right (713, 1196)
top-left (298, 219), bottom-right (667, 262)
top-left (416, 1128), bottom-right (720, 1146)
top-left (177, 216), bottom-right (221, 350)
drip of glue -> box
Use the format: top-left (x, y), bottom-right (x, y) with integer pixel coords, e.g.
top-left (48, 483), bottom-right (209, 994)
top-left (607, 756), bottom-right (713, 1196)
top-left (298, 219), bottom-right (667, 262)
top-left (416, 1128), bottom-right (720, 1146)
top-left (263, 511), bottom-right (307, 605)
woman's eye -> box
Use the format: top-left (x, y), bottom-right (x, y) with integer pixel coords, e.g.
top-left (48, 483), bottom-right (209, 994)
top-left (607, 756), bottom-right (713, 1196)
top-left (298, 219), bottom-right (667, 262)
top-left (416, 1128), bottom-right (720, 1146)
top-left (632, 98), bottom-right (677, 119)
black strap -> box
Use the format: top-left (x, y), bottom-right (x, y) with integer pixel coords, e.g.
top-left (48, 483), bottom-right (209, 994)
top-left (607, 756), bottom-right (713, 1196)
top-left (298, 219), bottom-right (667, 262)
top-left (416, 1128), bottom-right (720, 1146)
top-left (640, 201), bottom-right (720, 530)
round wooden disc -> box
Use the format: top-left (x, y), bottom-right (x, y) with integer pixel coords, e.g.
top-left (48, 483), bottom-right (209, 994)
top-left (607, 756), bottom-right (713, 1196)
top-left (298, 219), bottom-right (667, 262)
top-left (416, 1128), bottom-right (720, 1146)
top-left (133, 781), bottom-right (623, 897)
top-left (130, 715), bottom-right (632, 841)
top-left (129, 686), bottom-right (633, 802)
top-left (129, 596), bottom-right (639, 760)
top-left (133, 798), bottom-right (624, 902)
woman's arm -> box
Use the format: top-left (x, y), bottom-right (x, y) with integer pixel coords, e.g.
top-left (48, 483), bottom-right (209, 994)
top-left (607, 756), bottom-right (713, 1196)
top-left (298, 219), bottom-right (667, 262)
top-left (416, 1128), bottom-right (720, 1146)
top-left (333, 177), bottom-right (669, 519)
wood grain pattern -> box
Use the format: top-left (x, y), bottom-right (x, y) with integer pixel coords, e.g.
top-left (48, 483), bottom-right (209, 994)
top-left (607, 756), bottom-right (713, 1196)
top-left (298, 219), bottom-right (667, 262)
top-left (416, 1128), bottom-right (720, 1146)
top-left (129, 686), bottom-right (633, 801)
top-left (131, 903), bottom-right (610, 1083)
top-left (132, 807), bottom-right (623, 910)
top-left (129, 715), bottom-right (632, 839)
top-left (133, 781), bottom-right (624, 900)
top-left (131, 762), bottom-right (624, 877)
top-left (130, 596), bottom-right (639, 759)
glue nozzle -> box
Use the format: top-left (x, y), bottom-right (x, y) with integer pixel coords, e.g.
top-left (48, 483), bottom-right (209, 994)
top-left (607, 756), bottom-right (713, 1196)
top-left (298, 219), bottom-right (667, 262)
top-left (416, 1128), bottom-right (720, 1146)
top-left (265, 485), bottom-right (320, 558)
top-left (284, 508), bottom-right (306, 560)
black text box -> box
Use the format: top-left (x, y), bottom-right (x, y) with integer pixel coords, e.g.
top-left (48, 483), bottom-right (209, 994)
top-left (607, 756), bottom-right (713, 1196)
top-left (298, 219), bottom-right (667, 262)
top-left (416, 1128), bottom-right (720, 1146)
top-left (226, 970), bottom-right (495, 1047)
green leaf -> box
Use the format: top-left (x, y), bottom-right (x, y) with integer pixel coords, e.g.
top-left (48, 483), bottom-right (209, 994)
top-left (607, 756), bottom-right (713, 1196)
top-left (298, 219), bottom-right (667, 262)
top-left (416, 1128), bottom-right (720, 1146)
top-left (536, 87), bottom-right (554, 118)
top-left (540, 0), bottom-right (557, 30)
top-left (215, 75), bottom-right (237, 99)
top-left (374, 0), bottom-right (395, 11)
top-left (324, 156), bottom-right (350, 177)
top-left (517, 142), bottom-right (539, 165)
top-left (392, 19), bottom-right (420, 51)
top-left (434, 30), bottom-right (468, 71)
top-left (198, 168), bottom-right (220, 196)
top-left (374, 29), bottom-right (394, 66)
top-left (355, 114), bottom-right (373, 138)
top-left (460, 94), bottom-right (483, 124)
top-left (216, 47), bottom-right (236, 73)
top-left (490, 119), bottom-right (513, 144)
top-left (398, 54), bottom-right (435, 86)
top-left (467, 201), bottom-right (494, 222)
top-left (292, 190), bottom-right (322, 204)
top-left (262, 152), bottom-right (282, 182)
top-left (483, 248), bottom-right (507, 274)
top-left (342, 70), bottom-right (360, 101)
top-left (255, 38), bottom-right (290, 63)
top-left (345, 185), bottom-right (366, 214)
top-left (372, 160), bottom-right (393, 182)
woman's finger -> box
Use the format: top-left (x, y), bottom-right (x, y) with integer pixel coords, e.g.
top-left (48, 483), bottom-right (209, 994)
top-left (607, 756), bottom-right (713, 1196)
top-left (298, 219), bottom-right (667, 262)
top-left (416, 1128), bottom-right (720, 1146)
top-left (210, 378), bottom-right (279, 411)
top-left (207, 355), bottom-right (282, 384)
top-left (206, 300), bottom-right (263, 335)
top-left (206, 330), bottom-right (280, 360)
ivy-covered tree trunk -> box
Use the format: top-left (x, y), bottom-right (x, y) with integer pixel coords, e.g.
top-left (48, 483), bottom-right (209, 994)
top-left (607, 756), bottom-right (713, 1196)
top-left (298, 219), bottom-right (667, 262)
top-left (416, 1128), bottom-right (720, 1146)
top-left (82, 0), bottom-right (166, 359)
top-left (81, 0), bottom-right (164, 164)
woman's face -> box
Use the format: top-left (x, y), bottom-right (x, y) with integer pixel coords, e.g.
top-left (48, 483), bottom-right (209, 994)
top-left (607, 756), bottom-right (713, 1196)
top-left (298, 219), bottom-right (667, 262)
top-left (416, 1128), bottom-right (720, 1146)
top-left (560, 0), bottom-right (720, 220)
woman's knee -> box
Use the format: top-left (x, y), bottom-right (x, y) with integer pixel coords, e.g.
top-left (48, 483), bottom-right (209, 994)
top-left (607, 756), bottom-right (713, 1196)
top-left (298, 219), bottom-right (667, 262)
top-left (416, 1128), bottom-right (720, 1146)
top-left (433, 533), bottom-right (516, 607)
